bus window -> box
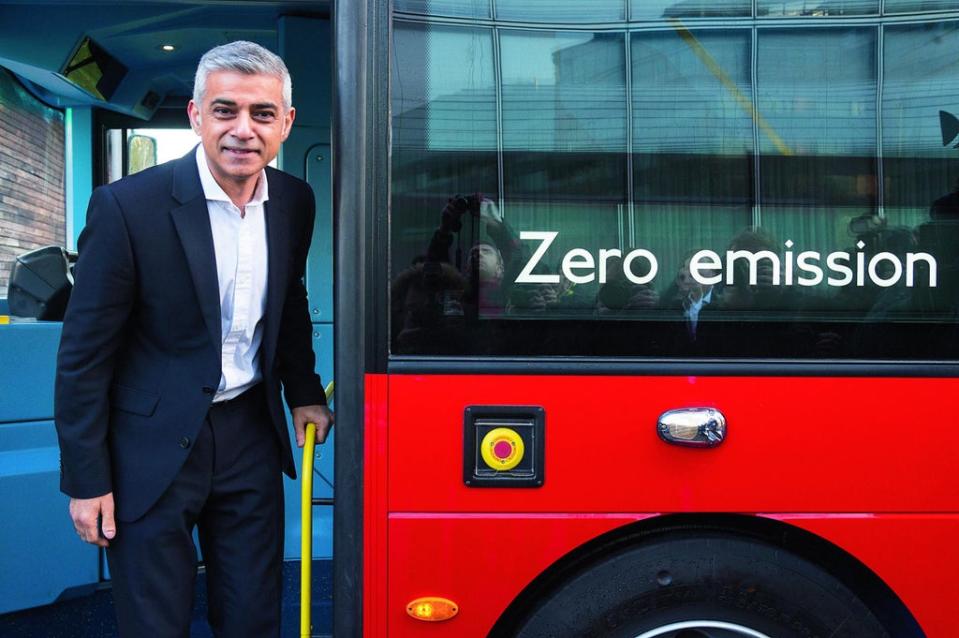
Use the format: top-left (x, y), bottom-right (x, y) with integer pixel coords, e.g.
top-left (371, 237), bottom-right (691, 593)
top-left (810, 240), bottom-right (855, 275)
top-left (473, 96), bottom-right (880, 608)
top-left (394, 0), bottom-right (491, 18)
top-left (389, 14), bottom-right (959, 360)
top-left (496, 0), bottom-right (624, 22)
top-left (631, 0), bottom-right (750, 19)
top-left (105, 128), bottom-right (196, 182)
top-left (757, 0), bottom-right (878, 16)
top-left (886, 0), bottom-right (957, 12)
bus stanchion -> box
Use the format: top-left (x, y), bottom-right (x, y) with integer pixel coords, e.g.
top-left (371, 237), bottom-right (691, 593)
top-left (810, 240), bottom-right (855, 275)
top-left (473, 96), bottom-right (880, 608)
top-left (301, 381), bottom-right (333, 638)
top-left (300, 420), bottom-right (317, 638)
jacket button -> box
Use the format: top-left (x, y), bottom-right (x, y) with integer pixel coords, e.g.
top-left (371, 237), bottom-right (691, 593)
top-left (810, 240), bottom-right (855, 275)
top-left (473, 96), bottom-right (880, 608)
top-left (179, 437), bottom-right (191, 449)
top-left (202, 386), bottom-right (214, 395)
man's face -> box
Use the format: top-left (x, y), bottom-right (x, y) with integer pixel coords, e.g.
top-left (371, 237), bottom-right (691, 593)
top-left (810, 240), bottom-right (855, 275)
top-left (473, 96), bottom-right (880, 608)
top-left (469, 243), bottom-right (504, 284)
top-left (187, 70), bottom-right (294, 186)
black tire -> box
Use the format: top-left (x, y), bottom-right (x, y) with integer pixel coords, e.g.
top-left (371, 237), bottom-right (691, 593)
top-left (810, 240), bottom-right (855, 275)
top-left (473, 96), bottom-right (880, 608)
top-left (511, 533), bottom-right (890, 638)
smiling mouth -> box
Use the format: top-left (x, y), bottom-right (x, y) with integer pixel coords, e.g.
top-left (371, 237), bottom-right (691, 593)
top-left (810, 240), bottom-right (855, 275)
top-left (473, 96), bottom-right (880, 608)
top-left (223, 147), bottom-right (259, 156)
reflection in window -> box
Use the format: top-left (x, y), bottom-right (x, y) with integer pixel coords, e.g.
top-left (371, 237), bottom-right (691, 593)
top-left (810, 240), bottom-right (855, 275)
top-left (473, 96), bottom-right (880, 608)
top-left (387, 10), bottom-right (959, 358)
top-left (129, 129), bottom-right (197, 164)
top-left (61, 37), bottom-right (127, 101)
top-left (631, 29), bottom-right (753, 284)
top-left (394, 0), bottom-right (490, 18)
top-left (391, 22), bottom-right (499, 302)
top-left (884, 22), bottom-right (959, 226)
top-left (495, 0), bottom-right (624, 22)
top-left (757, 0), bottom-right (878, 16)
top-left (631, 0), bottom-right (750, 20)
top-left (105, 128), bottom-right (198, 182)
top-left (500, 31), bottom-right (627, 312)
top-left (884, 22), bottom-right (959, 317)
top-left (757, 28), bottom-right (876, 257)
top-left (885, 0), bottom-right (959, 13)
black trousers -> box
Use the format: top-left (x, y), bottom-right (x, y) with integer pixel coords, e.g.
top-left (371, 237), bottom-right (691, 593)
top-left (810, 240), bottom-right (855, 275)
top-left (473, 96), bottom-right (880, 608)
top-left (107, 385), bottom-right (284, 638)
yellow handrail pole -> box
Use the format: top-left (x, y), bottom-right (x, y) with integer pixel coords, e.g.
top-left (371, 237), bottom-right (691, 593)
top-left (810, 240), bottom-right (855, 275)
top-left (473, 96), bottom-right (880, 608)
top-left (300, 420), bottom-right (317, 638)
top-left (301, 381), bottom-right (334, 638)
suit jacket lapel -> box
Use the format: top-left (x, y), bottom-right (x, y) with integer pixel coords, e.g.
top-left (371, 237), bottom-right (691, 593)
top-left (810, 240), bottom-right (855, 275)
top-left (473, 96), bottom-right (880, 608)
top-left (170, 151), bottom-right (222, 359)
top-left (264, 186), bottom-right (292, 371)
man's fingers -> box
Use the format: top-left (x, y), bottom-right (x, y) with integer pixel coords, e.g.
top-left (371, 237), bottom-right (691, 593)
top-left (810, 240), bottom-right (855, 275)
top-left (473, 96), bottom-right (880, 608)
top-left (293, 405), bottom-right (333, 447)
top-left (100, 494), bottom-right (116, 540)
top-left (70, 494), bottom-right (114, 547)
top-left (90, 533), bottom-right (109, 548)
top-left (316, 409), bottom-right (334, 443)
top-left (78, 513), bottom-right (106, 546)
top-left (294, 419), bottom-right (306, 447)
top-left (315, 421), bottom-right (332, 444)
top-left (77, 514), bottom-right (96, 538)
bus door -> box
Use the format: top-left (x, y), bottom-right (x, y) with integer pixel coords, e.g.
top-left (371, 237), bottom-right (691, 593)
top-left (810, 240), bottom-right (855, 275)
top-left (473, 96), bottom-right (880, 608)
top-left (0, 2), bottom-right (334, 617)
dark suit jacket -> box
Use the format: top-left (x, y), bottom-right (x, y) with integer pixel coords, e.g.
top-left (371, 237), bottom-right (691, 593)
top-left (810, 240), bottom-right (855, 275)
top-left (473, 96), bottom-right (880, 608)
top-left (55, 149), bottom-right (326, 522)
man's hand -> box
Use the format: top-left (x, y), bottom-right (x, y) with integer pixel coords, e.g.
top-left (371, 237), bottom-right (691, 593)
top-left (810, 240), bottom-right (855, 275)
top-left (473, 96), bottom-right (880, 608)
top-left (70, 492), bottom-right (116, 547)
top-left (292, 404), bottom-right (334, 447)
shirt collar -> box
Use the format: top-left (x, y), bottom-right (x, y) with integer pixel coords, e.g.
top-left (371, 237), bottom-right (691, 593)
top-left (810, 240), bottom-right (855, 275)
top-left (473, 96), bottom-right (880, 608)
top-left (195, 144), bottom-right (269, 207)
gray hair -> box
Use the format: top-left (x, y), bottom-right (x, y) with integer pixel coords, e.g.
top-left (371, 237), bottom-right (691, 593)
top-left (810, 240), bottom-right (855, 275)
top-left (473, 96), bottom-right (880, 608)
top-left (193, 41), bottom-right (292, 110)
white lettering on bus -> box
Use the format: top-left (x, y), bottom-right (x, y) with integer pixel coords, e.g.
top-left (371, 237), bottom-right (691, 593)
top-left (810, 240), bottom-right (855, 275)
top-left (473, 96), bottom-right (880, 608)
top-left (907, 253), bottom-right (937, 287)
top-left (623, 249), bottom-right (658, 284)
top-left (784, 240), bottom-right (795, 286)
top-left (515, 233), bottom-right (938, 289)
top-left (725, 250), bottom-right (781, 286)
top-left (826, 252), bottom-right (853, 286)
top-left (562, 249), bottom-right (596, 284)
top-left (598, 249), bottom-right (621, 282)
top-left (515, 231), bottom-right (561, 284)
top-left (690, 250), bottom-right (722, 285)
top-left (796, 251), bottom-right (823, 286)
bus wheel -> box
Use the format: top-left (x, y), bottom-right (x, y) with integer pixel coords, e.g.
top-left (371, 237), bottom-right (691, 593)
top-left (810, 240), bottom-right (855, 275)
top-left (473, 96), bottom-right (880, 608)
top-left (512, 533), bottom-right (890, 638)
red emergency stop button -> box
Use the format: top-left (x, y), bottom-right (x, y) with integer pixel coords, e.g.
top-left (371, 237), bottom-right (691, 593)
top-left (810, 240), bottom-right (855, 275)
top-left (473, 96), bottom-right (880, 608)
top-left (480, 427), bottom-right (525, 471)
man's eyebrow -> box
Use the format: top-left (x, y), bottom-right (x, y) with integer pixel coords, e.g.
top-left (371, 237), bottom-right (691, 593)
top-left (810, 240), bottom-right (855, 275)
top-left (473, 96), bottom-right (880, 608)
top-left (208, 98), bottom-right (279, 111)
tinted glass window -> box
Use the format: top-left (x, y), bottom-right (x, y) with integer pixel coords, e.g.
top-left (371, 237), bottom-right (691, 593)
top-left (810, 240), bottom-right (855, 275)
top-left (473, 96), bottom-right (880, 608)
top-left (391, 21), bottom-right (498, 314)
top-left (495, 0), bottom-right (624, 22)
top-left (394, 0), bottom-right (491, 18)
top-left (885, 0), bottom-right (959, 13)
top-left (757, 29), bottom-right (877, 257)
top-left (630, 0), bottom-right (750, 19)
top-left (883, 21), bottom-right (959, 321)
top-left (757, 0), bottom-right (878, 16)
top-left (631, 29), bottom-right (753, 307)
top-left (389, 12), bottom-right (959, 359)
top-left (501, 30), bottom-right (627, 318)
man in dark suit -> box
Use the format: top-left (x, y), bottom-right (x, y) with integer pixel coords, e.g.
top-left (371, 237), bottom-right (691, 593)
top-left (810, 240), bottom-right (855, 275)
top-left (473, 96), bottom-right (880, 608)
top-left (54, 41), bottom-right (332, 637)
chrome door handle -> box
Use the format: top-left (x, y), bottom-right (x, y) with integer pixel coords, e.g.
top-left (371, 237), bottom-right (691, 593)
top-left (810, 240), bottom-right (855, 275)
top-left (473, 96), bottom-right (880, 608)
top-left (657, 408), bottom-right (727, 448)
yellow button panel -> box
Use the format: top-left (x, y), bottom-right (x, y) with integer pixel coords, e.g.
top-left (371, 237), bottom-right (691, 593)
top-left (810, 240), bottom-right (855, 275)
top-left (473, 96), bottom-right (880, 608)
top-left (464, 406), bottom-right (544, 488)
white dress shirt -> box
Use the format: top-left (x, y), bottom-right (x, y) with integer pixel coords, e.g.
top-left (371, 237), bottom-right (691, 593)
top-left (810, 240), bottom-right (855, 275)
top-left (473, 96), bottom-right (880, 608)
top-left (683, 286), bottom-right (713, 340)
top-left (195, 146), bottom-right (269, 402)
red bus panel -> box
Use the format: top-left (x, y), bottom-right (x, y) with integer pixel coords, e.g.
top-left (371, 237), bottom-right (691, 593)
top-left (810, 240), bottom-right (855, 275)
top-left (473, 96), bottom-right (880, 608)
top-left (366, 373), bottom-right (959, 637)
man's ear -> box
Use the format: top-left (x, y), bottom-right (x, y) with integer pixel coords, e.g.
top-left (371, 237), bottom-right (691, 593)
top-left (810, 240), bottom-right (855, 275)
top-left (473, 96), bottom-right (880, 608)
top-left (281, 106), bottom-right (296, 141)
top-left (187, 100), bottom-right (202, 133)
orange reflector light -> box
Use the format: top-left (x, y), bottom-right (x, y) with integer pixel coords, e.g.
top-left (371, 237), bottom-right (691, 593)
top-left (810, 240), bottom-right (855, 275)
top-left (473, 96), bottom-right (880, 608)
top-left (406, 597), bottom-right (459, 622)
